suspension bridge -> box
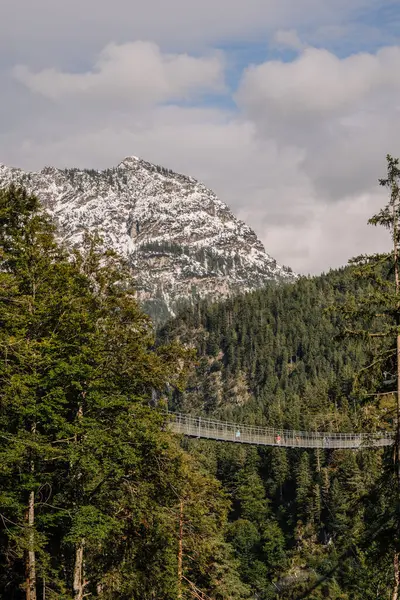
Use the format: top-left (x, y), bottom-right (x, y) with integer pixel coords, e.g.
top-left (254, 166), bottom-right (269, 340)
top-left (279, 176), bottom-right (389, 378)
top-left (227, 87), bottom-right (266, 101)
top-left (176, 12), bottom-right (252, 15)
top-left (166, 412), bottom-right (394, 449)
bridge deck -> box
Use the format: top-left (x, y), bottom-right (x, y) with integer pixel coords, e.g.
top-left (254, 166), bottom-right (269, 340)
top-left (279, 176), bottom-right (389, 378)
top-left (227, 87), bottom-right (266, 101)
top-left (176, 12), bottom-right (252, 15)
top-left (167, 413), bottom-right (394, 449)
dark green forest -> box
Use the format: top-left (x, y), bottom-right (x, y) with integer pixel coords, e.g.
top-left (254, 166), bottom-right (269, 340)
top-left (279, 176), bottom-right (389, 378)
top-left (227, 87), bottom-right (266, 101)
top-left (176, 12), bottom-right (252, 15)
top-left (1, 155), bottom-right (400, 599)
top-left (160, 270), bottom-right (397, 599)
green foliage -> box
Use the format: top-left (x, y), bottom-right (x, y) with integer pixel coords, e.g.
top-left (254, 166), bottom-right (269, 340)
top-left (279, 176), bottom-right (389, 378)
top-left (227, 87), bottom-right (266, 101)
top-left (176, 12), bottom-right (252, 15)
top-left (160, 261), bottom-right (396, 597)
top-left (0, 185), bottom-right (244, 600)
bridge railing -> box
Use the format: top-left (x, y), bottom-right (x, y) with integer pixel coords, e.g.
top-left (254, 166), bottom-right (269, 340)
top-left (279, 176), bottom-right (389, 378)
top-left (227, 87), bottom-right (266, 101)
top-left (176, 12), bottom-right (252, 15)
top-left (166, 412), bottom-right (394, 449)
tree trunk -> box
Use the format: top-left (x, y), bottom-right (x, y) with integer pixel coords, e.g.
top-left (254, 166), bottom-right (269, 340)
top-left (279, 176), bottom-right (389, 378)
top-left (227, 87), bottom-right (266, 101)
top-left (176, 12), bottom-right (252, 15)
top-left (96, 582), bottom-right (104, 595)
top-left (393, 330), bottom-right (400, 600)
top-left (26, 420), bottom-right (37, 600)
top-left (73, 397), bottom-right (86, 600)
top-left (177, 500), bottom-right (184, 600)
top-left (393, 552), bottom-right (400, 600)
top-left (395, 203), bottom-right (400, 487)
top-left (393, 196), bottom-right (400, 600)
top-left (26, 490), bottom-right (36, 600)
top-left (397, 331), bottom-right (400, 489)
top-left (315, 448), bottom-right (321, 473)
top-left (73, 541), bottom-right (85, 600)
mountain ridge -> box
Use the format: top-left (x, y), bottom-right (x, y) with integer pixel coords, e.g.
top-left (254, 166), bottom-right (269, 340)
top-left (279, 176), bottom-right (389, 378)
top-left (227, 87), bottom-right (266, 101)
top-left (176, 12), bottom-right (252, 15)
top-left (0, 155), bottom-right (295, 321)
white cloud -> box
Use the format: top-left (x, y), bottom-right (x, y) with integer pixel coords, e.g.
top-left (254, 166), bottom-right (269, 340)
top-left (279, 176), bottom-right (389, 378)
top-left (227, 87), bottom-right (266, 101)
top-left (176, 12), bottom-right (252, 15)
top-left (13, 42), bottom-right (225, 106)
top-left (237, 46), bottom-right (400, 117)
top-left (236, 45), bottom-right (400, 201)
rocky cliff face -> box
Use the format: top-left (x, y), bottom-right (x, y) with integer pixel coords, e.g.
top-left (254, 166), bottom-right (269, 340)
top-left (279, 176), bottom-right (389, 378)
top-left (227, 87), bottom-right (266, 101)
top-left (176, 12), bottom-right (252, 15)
top-left (0, 156), bottom-right (295, 321)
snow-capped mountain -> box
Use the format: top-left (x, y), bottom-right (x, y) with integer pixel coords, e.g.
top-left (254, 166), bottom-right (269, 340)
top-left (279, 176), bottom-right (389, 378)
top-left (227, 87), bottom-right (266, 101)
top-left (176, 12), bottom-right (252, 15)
top-left (0, 156), bottom-right (295, 321)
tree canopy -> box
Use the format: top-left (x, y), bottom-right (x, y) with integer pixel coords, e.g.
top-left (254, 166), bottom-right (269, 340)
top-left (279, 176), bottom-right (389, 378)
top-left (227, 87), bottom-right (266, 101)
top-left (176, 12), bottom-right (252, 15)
top-left (0, 185), bottom-right (245, 600)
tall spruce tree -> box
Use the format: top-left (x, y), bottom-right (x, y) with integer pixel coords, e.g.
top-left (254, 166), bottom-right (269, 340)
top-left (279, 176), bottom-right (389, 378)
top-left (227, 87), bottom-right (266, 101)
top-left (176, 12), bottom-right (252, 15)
top-left (0, 184), bottom-right (83, 599)
top-left (337, 155), bottom-right (400, 598)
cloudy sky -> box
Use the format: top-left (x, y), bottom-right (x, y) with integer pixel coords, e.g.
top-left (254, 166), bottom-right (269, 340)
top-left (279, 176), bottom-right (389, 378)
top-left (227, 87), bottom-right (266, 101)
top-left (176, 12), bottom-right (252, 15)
top-left (1, 0), bottom-right (400, 274)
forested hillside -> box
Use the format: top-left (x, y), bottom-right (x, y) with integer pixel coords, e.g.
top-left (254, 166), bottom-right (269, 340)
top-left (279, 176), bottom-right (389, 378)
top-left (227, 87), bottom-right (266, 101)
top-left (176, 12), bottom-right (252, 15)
top-left (160, 271), bottom-right (398, 598)
top-left (161, 269), bottom-right (396, 429)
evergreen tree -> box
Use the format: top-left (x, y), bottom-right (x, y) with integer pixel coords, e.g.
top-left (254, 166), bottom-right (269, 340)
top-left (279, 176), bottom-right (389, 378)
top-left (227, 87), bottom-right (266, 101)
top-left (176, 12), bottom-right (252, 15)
top-left (338, 155), bottom-right (400, 597)
top-left (0, 186), bottom-right (245, 600)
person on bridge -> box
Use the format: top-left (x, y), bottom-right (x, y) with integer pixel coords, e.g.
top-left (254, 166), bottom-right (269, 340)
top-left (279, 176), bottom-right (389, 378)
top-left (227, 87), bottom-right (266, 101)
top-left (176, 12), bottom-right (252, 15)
top-left (276, 434), bottom-right (281, 445)
top-left (235, 430), bottom-right (241, 439)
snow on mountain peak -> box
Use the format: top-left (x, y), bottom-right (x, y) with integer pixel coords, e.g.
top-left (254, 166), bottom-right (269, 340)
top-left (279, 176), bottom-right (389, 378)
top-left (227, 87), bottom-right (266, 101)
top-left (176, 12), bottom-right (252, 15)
top-left (0, 156), bottom-right (295, 322)
top-left (118, 155), bottom-right (142, 168)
